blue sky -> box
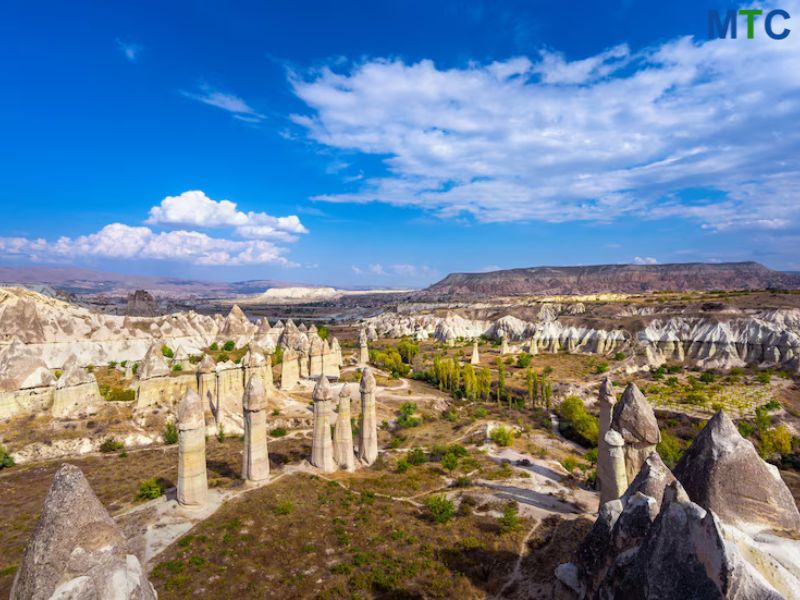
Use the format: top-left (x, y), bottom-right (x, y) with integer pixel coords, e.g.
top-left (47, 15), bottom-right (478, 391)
top-left (1, 0), bottom-right (799, 288)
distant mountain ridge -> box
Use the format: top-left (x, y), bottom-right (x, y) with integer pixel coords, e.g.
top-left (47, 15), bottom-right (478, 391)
top-left (421, 262), bottom-right (800, 298)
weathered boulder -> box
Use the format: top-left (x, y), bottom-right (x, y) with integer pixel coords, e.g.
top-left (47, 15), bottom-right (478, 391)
top-left (674, 411), bottom-right (800, 532)
top-left (11, 464), bottom-right (156, 600)
top-left (611, 382), bottom-right (660, 483)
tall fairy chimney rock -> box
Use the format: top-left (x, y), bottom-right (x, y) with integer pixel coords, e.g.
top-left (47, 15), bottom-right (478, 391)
top-left (242, 375), bottom-right (270, 482)
top-left (281, 348), bottom-right (299, 391)
top-left (311, 376), bottom-right (336, 473)
top-left (11, 464), bottom-right (157, 600)
top-left (334, 384), bottom-right (356, 471)
top-left (359, 328), bottom-right (369, 365)
top-left (197, 354), bottom-right (217, 420)
top-left (358, 367), bottom-right (378, 465)
top-left (611, 382), bottom-right (660, 483)
top-left (470, 340), bottom-right (480, 365)
top-left (177, 388), bottom-right (208, 508)
top-left (597, 377), bottom-right (621, 503)
top-left (674, 410), bottom-right (800, 531)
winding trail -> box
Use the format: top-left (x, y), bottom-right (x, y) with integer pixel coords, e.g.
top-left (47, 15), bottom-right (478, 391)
top-left (495, 520), bottom-right (542, 599)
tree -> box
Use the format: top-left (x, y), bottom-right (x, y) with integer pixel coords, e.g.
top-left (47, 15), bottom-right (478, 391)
top-left (496, 359), bottom-right (506, 404)
top-left (462, 363), bottom-right (478, 400)
top-left (477, 367), bottom-right (492, 401)
top-left (425, 495), bottom-right (456, 524)
top-left (526, 367), bottom-right (536, 406)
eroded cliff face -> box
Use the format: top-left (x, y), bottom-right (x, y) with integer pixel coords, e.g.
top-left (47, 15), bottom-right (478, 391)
top-left (366, 306), bottom-right (800, 371)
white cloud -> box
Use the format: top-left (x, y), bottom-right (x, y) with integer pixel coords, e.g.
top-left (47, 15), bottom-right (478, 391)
top-left (115, 39), bottom-right (142, 62)
top-left (182, 85), bottom-right (265, 122)
top-left (0, 223), bottom-right (293, 266)
top-left (633, 256), bottom-right (658, 265)
top-left (369, 263), bottom-right (385, 275)
top-left (289, 0), bottom-right (800, 234)
top-left (357, 263), bottom-right (435, 277)
top-left (351, 265), bottom-right (364, 275)
top-left (147, 190), bottom-right (308, 241)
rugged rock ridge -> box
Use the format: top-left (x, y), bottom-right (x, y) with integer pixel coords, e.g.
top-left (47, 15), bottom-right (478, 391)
top-left (557, 412), bottom-right (800, 599)
top-left (423, 262), bottom-right (800, 298)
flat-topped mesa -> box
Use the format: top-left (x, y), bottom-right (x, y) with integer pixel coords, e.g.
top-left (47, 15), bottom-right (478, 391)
top-left (311, 375), bottom-right (336, 472)
top-left (674, 410), bottom-right (800, 532)
top-left (358, 328), bottom-right (369, 365)
top-left (358, 367), bottom-right (378, 465)
top-left (11, 464), bottom-right (156, 600)
top-left (138, 341), bottom-right (170, 380)
top-left (334, 384), bottom-right (356, 471)
top-left (470, 340), bottom-right (480, 365)
top-left (242, 375), bottom-right (270, 482)
top-left (177, 388), bottom-right (207, 508)
top-left (611, 382), bottom-right (660, 483)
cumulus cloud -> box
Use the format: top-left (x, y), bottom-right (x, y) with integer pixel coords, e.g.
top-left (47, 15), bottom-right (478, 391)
top-left (357, 263), bottom-right (436, 277)
top-left (289, 0), bottom-right (800, 233)
top-left (633, 256), bottom-right (658, 265)
top-left (0, 223), bottom-right (293, 266)
top-left (1, 190), bottom-right (307, 267)
top-left (147, 190), bottom-right (308, 241)
top-left (182, 85), bottom-right (265, 122)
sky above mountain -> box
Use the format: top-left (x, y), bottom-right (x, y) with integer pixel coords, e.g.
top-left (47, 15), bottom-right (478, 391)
top-left (1, 0), bottom-right (799, 287)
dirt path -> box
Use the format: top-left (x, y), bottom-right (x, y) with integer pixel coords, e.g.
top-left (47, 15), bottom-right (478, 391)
top-left (495, 520), bottom-right (542, 599)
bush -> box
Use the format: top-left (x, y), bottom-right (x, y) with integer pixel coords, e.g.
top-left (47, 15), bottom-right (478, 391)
top-left (561, 455), bottom-right (578, 472)
top-left (594, 362), bottom-right (609, 374)
top-left (172, 363), bottom-right (183, 372)
top-left (516, 353), bottom-right (532, 368)
top-left (490, 426), bottom-right (514, 447)
top-left (473, 406), bottom-right (488, 418)
top-left (738, 420), bottom-right (755, 438)
top-left (209, 342), bottom-right (219, 351)
top-left (99, 385), bottom-right (135, 402)
top-left (407, 448), bottom-right (427, 465)
top-left (161, 345), bottom-right (174, 359)
top-left (651, 366), bottom-right (666, 380)
top-left (681, 392), bottom-right (708, 406)
top-left (556, 396), bottom-right (599, 447)
top-left (396, 458), bottom-right (410, 473)
top-left (763, 399), bottom-right (781, 411)
top-left (757, 371), bottom-right (772, 385)
top-left (274, 500), bottom-right (293, 515)
top-left (137, 478), bottom-right (164, 500)
top-left (222, 340), bottom-right (235, 352)
top-left (613, 352), bottom-right (626, 361)
top-left (759, 425), bottom-right (792, 460)
top-left (498, 503), bottom-right (521, 533)
top-left (216, 424), bottom-right (226, 443)
top-left (657, 431), bottom-right (685, 469)
top-left (396, 401), bottom-right (422, 428)
top-left (441, 452), bottom-right (459, 472)
top-left (100, 438), bottom-right (124, 453)
top-left (424, 495), bottom-right (456, 524)
top-left (0, 445), bottom-right (14, 469)
top-left (270, 427), bottom-right (287, 438)
top-left (163, 421), bottom-right (178, 445)
top-left (699, 372), bottom-right (716, 384)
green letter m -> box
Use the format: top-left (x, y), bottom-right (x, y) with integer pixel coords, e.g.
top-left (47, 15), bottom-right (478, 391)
top-left (709, 9), bottom-right (737, 39)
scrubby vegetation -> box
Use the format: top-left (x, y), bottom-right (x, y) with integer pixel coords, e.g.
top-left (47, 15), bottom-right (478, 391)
top-left (424, 495), bottom-right (456, 524)
top-left (137, 477), bottom-right (165, 500)
top-left (163, 421), bottom-right (178, 445)
top-left (0, 445), bottom-right (14, 469)
top-left (99, 437), bottom-right (124, 453)
top-left (556, 396), bottom-right (599, 447)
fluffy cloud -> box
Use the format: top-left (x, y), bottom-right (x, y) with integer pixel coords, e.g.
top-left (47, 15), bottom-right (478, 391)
top-left (147, 190), bottom-right (308, 241)
top-left (0, 223), bottom-right (292, 266)
top-left (358, 263), bottom-right (436, 278)
top-left (182, 85), bottom-right (265, 122)
top-left (633, 256), bottom-right (658, 265)
top-left (290, 1), bottom-right (800, 233)
top-left (1, 190), bottom-right (307, 267)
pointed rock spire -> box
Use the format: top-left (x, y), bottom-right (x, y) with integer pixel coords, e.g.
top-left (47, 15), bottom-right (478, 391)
top-left (334, 384), bottom-right (356, 471)
top-left (242, 375), bottom-right (270, 482)
top-left (311, 376), bottom-right (336, 472)
top-left (11, 464), bottom-right (156, 599)
top-left (138, 342), bottom-right (170, 380)
top-left (611, 383), bottom-right (660, 445)
top-left (674, 410), bottom-right (800, 531)
top-left (177, 388), bottom-right (207, 507)
top-left (357, 367), bottom-right (378, 465)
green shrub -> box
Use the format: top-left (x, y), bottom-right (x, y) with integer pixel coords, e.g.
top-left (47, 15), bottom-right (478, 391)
top-left (396, 458), bottom-right (410, 473)
top-left (407, 448), bottom-right (427, 465)
top-left (171, 363), bottom-right (183, 372)
top-left (216, 352), bottom-right (229, 362)
top-left (137, 478), bottom-right (164, 500)
top-left (651, 366), bottom-right (666, 380)
top-left (756, 371), bottom-right (772, 385)
top-left (758, 425), bottom-right (792, 460)
top-left (738, 420), bottom-right (755, 438)
top-left (274, 500), bottom-right (294, 515)
top-left (490, 426), bottom-right (514, 447)
top-left (424, 495), bottom-right (456, 524)
top-left (108, 360), bottom-right (118, 368)
top-left (561, 455), bottom-right (578, 472)
top-left (682, 392), bottom-right (708, 406)
top-left (270, 427), bottom-right (287, 438)
top-left (0, 445), bottom-right (14, 469)
top-left (699, 371), bottom-right (716, 383)
top-left (516, 353), bottom-right (532, 368)
top-left (498, 503), bottom-right (521, 533)
top-left (441, 452), bottom-right (459, 472)
top-left (396, 401), bottom-right (422, 428)
top-left (99, 385), bottom-right (135, 402)
top-left (216, 424), bottom-right (226, 443)
top-left (209, 342), bottom-right (219, 351)
top-left (613, 352), bottom-right (626, 361)
top-left (473, 406), bottom-right (488, 418)
top-left (657, 431), bottom-right (685, 469)
top-left (100, 438), bottom-right (124, 453)
top-left (763, 399), bottom-right (781, 411)
top-left (163, 421), bottom-right (178, 445)
top-left (594, 362), bottom-right (609, 374)
top-left (556, 396), bottom-right (599, 447)
top-left (223, 340), bottom-right (235, 352)
top-left (161, 345), bottom-right (174, 359)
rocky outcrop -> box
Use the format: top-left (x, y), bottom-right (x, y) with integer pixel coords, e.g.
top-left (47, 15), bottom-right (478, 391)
top-left (674, 411), bottom-right (800, 532)
top-left (11, 464), bottom-right (156, 599)
top-left (0, 339), bottom-right (56, 419)
top-left (333, 384), bottom-right (355, 471)
top-left (358, 328), bottom-right (369, 365)
top-left (611, 383), bottom-right (661, 484)
top-left (280, 348), bottom-right (300, 391)
top-left (52, 356), bottom-right (103, 418)
top-left (242, 375), bottom-right (270, 482)
top-left (126, 289), bottom-right (158, 317)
